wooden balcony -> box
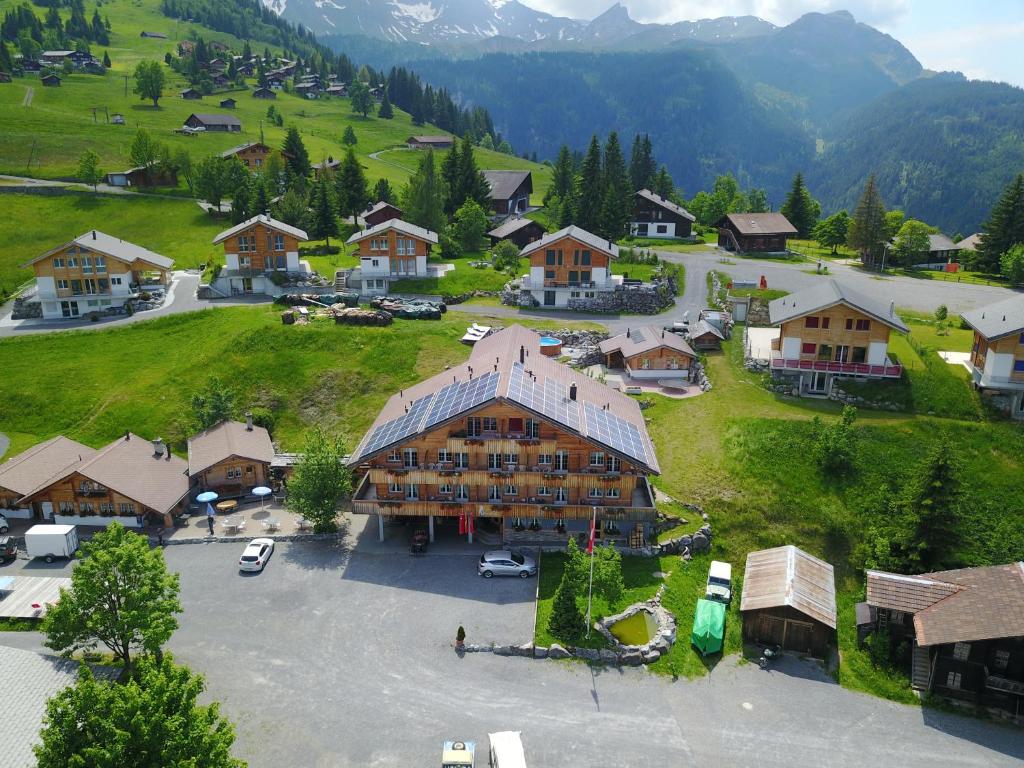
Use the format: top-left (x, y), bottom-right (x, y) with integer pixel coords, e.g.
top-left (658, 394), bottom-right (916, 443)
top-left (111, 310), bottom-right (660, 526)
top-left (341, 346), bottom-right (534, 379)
top-left (770, 357), bottom-right (902, 378)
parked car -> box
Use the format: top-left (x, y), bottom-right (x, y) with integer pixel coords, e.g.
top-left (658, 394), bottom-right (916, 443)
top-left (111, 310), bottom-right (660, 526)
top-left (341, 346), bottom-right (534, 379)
top-left (0, 513), bottom-right (9, 534)
top-left (0, 535), bottom-right (17, 562)
top-left (442, 740), bottom-right (475, 768)
top-left (238, 538), bottom-right (275, 572)
top-left (478, 550), bottom-right (536, 579)
top-left (705, 560), bottom-right (732, 603)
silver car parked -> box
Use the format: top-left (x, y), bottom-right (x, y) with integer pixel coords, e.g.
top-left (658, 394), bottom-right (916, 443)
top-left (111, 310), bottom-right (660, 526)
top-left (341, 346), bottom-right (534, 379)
top-left (478, 550), bottom-right (537, 579)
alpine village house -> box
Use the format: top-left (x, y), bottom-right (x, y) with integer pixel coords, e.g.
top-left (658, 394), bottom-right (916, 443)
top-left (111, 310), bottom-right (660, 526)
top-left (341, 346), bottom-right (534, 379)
top-left (210, 214), bottom-right (308, 296)
top-left (514, 226), bottom-right (620, 308)
top-left (345, 218), bottom-right (439, 295)
top-left (629, 189), bottom-right (695, 240)
top-left (348, 326), bottom-right (660, 545)
top-left (716, 212), bottom-right (797, 254)
top-left (961, 296), bottom-right (1024, 419)
top-left (21, 230), bottom-right (173, 320)
top-left (768, 280), bottom-right (909, 396)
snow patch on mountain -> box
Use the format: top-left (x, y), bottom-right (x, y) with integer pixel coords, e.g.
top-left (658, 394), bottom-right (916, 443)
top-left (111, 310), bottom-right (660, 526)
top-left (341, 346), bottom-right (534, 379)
top-left (391, 2), bottom-right (440, 23)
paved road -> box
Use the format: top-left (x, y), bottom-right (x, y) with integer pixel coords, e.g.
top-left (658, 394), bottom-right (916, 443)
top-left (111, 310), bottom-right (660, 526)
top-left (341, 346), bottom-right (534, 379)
top-left (5, 537), bottom-right (1018, 768)
top-left (0, 272), bottom-right (272, 338)
top-left (0, 432), bottom-right (8, 460)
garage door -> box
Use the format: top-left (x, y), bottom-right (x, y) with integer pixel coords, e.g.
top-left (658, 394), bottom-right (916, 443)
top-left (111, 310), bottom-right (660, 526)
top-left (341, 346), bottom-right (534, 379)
top-left (754, 614), bottom-right (815, 652)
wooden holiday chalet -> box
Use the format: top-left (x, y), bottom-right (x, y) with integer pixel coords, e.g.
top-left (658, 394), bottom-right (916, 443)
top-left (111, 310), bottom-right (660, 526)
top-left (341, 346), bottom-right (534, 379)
top-left (716, 212), bottom-right (797, 253)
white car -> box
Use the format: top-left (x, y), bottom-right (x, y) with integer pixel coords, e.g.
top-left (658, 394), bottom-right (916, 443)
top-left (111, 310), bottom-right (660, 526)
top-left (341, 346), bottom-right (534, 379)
top-left (238, 538), bottom-right (275, 572)
top-left (705, 560), bottom-right (732, 603)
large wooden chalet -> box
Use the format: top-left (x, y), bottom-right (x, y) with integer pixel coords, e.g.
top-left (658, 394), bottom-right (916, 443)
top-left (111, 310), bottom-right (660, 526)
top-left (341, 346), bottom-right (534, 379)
top-left (221, 142), bottom-right (274, 170)
top-left (349, 326), bottom-right (660, 545)
top-left (210, 215), bottom-right (308, 296)
top-left (716, 212), bottom-right (797, 254)
top-left (630, 189), bottom-right (695, 240)
top-left (345, 218), bottom-right (438, 295)
top-left (517, 226), bottom-right (620, 308)
top-left (768, 280), bottom-right (909, 396)
top-left (861, 564), bottom-right (1024, 719)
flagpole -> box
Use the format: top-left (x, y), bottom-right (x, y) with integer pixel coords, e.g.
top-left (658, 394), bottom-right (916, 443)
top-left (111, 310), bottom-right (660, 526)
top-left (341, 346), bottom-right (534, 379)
top-left (585, 505), bottom-right (596, 637)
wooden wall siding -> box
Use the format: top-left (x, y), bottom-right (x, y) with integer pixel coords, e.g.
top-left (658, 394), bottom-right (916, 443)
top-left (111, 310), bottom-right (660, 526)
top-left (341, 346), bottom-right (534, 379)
top-left (624, 347), bottom-right (693, 371)
top-left (741, 605), bottom-right (832, 657)
top-left (34, 244), bottom-right (135, 282)
top-left (445, 437), bottom-right (559, 455)
top-left (527, 235), bottom-right (613, 283)
top-left (20, 471), bottom-right (183, 517)
top-left (228, 224), bottom-right (300, 271)
top-left (368, 469), bottom-right (638, 492)
top-left (981, 331), bottom-right (1024, 381)
top-left (970, 331), bottom-right (987, 371)
top-left (233, 146), bottom-right (270, 168)
top-left (352, 499), bottom-right (656, 522)
top-left (201, 459), bottom-right (269, 489)
top-left (351, 228), bottom-right (432, 259)
top-left (780, 304), bottom-right (892, 359)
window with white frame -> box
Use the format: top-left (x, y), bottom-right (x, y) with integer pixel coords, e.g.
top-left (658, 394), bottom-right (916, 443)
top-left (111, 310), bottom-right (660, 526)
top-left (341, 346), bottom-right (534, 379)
top-left (273, 234), bottom-right (285, 251)
top-left (590, 451), bottom-right (604, 466)
top-left (456, 484), bottom-right (469, 500)
top-left (78, 502), bottom-right (94, 514)
top-left (56, 279), bottom-right (68, 290)
top-left (482, 417), bottom-right (498, 433)
top-left (488, 485), bottom-right (501, 501)
top-left (67, 256), bottom-right (77, 267)
top-left (95, 256), bottom-right (106, 272)
top-left (99, 502), bottom-right (115, 515)
top-left (467, 417), bottom-right (482, 436)
top-left (606, 488), bottom-right (620, 499)
top-left (454, 452), bottom-right (469, 469)
top-left (946, 671), bottom-right (962, 690)
top-left (538, 453), bottom-right (552, 465)
top-left (387, 449), bottom-right (400, 462)
top-left (526, 419), bottom-right (540, 438)
top-left (554, 451), bottom-right (569, 471)
top-left (238, 236), bottom-right (252, 252)
top-left (403, 448), bottom-right (418, 468)
top-left (111, 276), bottom-right (123, 286)
top-left (504, 484), bottom-right (517, 496)
top-left (226, 466), bottom-right (242, 479)
top-left (952, 642), bottom-right (971, 661)
top-left (439, 483), bottom-right (453, 494)
top-left (537, 486), bottom-right (550, 496)
top-left (488, 453), bottom-right (502, 469)
top-left (606, 456), bottom-right (621, 472)
top-left (503, 453), bottom-right (519, 466)
top-left (119, 502), bottom-right (135, 515)
top-left (389, 482), bottom-right (402, 494)
top-left (59, 501), bottom-right (75, 514)
top-left (554, 488), bottom-right (567, 502)
top-left (589, 487), bottom-right (603, 498)
top-left (53, 257), bottom-right (65, 268)
top-left (405, 484), bottom-right (418, 499)
top-left (437, 449), bottom-right (453, 463)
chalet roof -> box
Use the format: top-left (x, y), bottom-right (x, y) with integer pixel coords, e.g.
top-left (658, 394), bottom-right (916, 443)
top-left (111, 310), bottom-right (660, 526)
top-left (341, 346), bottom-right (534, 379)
top-left (717, 212), bottom-right (797, 236)
top-left (688, 319), bottom-right (725, 340)
top-left (0, 436), bottom-right (95, 496)
top-left (220, 142), bottom-right (269, 159)
top-left (20, 434), bottom-right (189, 514)
top-left (180, 87), bottom-right (201, 96)
top-left (187, 420), bottom-right (274, 478)
top-left (960, 296), bottom-right (1024, 341)
top-left (957, 233), bottom-right (983, 251)
top-left (866, 570), bottom-right (961, 613)
top-left (21, 231), bottom-right (174, 270)
top-left (520, 226), bottom-right (619, 260)
top-left (346, 218), bottom-right (439, 245)
top-left (365, 201), bottom-right (402, 216)
top-left (927, 233), bottom-right (960, 252)
top-left (740, 545), bottom-right (837, 629)
top-left (768, 279), bottom-right (910, 333)
top-left (635, 189), bottom-right (695, 222)
top-left (913, 563), bottom-right (1024, 647)
top-left (598, 326), bottom-right (696, 359)
top-left (408, 135), bottom-right (453, 145)
top-left (213, 214), bottom-right (308, 244)
top-left (488, 217), bottom-right (544, 239)
top-left (42, 50), bottom-right (74, 57)
top-left (186, 113), bottom-right (241, 127)
top-left (349, 325), bottom-right (660, 474)
top-left (315, 159), bottom-right (341, 171)
top-left (483, 170), bottom-right (532, 201)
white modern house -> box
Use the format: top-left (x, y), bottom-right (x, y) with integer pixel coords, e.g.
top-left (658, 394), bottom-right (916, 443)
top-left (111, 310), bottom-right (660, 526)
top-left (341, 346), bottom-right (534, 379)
top-left (961, 297), bottom-right (1024, 418)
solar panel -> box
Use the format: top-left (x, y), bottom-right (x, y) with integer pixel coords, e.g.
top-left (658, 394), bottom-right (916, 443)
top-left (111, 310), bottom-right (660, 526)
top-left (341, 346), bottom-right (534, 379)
top-left (631, 329), bottom-right (646, 343)
top-left (583, 402), bottom-right (649, 466)
top-left (359, 394), bottom-right (433, 457)
top-left (507, 363), bottom-right (581, 432)
top-left (424, 370), bottom-right (500, 428)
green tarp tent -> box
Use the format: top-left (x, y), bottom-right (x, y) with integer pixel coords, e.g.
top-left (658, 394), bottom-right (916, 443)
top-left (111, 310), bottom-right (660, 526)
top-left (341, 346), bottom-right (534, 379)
top-left (691, 598), bottom-right (726, 656)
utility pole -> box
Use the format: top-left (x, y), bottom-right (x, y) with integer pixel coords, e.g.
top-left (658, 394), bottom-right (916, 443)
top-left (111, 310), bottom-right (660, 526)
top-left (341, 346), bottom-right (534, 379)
top-left (26, 138), bottom-right (37, 174)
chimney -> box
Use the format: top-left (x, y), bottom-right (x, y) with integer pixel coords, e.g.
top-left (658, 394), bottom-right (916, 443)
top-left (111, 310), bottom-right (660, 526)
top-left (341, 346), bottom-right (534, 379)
top-left (152, 438), bottom-right (165, 457)
top-left (626, 329), bottom-right (631, 338)
top-left (661, 329), bottom-right (665, 338)
top-left (569, 383), bottom-right (577, 401)
top-left (92, 230), bottom-right (97, 240)
top-left (519, 345), bottom-right (525, 364)
top-left (124, 431), bottom-right (130, 441)
top-left (245, 412), bottom-right (254, 431)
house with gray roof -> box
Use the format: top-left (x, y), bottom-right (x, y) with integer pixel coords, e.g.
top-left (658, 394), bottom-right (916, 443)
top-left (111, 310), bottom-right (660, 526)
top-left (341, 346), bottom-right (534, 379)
top-left (716, 212), bottom-right (797, 253)
top-left (630, 189), bottom-right (695, 240)
top-left (345, 218), bottom-right (439, 296)
top-left (517, 226), bottom-right (621, 309)
top-left (767, 279), bottom-right (908, 395)
top-left (488, 216), bottom-right (546, 250)
top-left (183, 113), bottom-right (241, 132)
top-left (599, 325), bottom-right (696, 381)
top-left (483, 170), bottom-right (532, 216)
top-left (961, 296), bottom-right (1024, 418)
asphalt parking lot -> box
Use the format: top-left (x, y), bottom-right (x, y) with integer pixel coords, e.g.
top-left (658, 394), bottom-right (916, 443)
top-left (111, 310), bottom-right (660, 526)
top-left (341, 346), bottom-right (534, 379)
top-left (157, 542), bottom-right (1024, 768)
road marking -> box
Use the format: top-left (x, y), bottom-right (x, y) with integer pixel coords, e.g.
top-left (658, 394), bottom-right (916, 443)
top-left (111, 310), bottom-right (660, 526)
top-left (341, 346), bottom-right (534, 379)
top-left (742, 701), bottom-right (753, 710)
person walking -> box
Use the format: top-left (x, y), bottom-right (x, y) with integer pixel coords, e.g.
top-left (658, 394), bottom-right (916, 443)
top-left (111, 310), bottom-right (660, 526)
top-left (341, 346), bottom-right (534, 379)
top-left (206, 511), bottom-right (215, 536)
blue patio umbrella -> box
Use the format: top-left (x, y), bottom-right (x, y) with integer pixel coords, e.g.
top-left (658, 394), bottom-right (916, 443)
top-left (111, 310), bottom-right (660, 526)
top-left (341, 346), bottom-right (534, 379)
top-left (196, 491), bottom-right (218, 516)
top-left (252, 486), bottom-right (272, 513)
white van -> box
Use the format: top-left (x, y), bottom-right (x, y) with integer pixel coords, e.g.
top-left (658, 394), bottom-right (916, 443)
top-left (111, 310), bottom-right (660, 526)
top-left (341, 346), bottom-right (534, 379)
top-left (488, 731), bottom-right (526, 768)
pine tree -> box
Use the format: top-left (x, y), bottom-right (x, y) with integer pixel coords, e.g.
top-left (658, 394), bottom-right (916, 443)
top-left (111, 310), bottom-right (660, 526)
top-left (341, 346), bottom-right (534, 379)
top-left (401, 149), bottom-right (446, 234)
top-left (901, 441), bottom-right (963, 571)
top-left (101, 49), bottom-right (110, 68)
top-left (308, 175), bottom-right (339, 247)
top-left (550, 144), bottom-right (574, 202)
top-left (377, 88), bottom-right (393, 119)
top-left (652, 166), bottom-right (674, 199)
top-left (373, 177), bottom-right (394, 205)
top-left (628, 133), bottom-right (656, 191)
top-left (599, 131), bottom-right (631, 240)
top-left (0, 41), bottom-right (15, 74)
top-left (576, 135), bottom-right (603, 234)
top-left (335, 147), bottom-right (369, 222)
top-left (282, 126), bottom-right (311, 178)
top-left (975, 174), bottom-right (1024, 275)
top-left (780, 172), bottom-right (818, 238)
top-left (440, 141), bottom-right (462, 217)
top-left (847, 174), bottom-right (887, 266)
top-left (341, 125), bottom-right (357, 146)
top-left (250, 174), bottom-right (270, 215)
top-left (457, 135), bottom-right (491, 212)
top-left (547, 570), bottom-right (585, 642)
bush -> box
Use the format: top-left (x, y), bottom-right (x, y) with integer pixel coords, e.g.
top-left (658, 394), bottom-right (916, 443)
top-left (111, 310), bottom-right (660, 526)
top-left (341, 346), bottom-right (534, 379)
top-left (248, 407), bottom-right (275, 433)
top-left (812, 405), bottom-right (858, 475)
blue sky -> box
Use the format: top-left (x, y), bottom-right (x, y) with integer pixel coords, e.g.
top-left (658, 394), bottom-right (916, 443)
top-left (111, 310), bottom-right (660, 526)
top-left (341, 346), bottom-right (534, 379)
top-left (526, 0), bottom-right (1024, 87)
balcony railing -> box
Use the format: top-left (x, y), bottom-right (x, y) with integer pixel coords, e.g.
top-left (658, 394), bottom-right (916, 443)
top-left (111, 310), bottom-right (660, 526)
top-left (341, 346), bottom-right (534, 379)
top-left (770, 358), bottom-right (902, 378)
top-left (75, 486), bottom-right (109, 497)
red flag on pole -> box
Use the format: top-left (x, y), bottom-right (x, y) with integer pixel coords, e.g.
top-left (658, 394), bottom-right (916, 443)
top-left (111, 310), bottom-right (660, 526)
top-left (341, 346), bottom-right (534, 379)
top-left (587, 510), bottom-right (596, 554)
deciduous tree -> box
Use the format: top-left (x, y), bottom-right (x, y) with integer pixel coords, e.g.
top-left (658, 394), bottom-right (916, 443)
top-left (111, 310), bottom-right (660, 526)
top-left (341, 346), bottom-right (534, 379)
top-left (999, 243), bottom-right (1024, 285)
top-left (453, 199), bottom-right (488, 251)
top-left (190, 375), bottom-right (235, 429)
top-left (77, 149), bottom-right (102, 192)
top-left (286, 428), bottom-right (352, 534)
top-left (348, 79), bottom-right (373, 117)
top-left (42, 523), bottom-right (181, 672)
top-left (132, 60), bottom-right (165, 107)
top-left (491, 239), bottom-right (521, 275)
top-left (891, 219), bottom-right (935, 267)
top-left (812, 210), bottom-right (850, 254)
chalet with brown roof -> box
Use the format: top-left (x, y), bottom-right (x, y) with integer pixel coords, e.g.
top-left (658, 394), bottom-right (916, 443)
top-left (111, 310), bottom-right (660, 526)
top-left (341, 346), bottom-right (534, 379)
top-left (188, 416), bottom-right (275, 498)
top-left (17, 433), bottom-right (190, 527)
top-left (211, 214), bottom-right (308, 296)
top-left (252, 87), bottom-right (276, 100)
top-left (488, 217), bottom-right (546, 250)
top-left (220, 142), bottom-right (273, 170)
top-left (345, 218), bottom-right (438, 295)
top-left (961, 296), bottom-right (1024, 419)
top-left (483, 170), bottom-right (532, 215)
top-left (517, 226), bottom-right (620, 309)
top-left (0, 437), bottom-right (95, 520)
top-left (362, 201), bottom-right (403, 228)
top-left (767, 279), bottom-right (909, 396)
top-left (861, 565), bottom-right (1024, 713)
top-left (630, 189), bottom-right (695, 240)
top-left (349, 325), bottom-right (659, 545)
top-left (599, 326), bottom-right (696, 381)
top-left (716, 212), bottom-right (797, 253)
top-left (407, 135), bottom-right (454, 150)
top-left (740, 545), bottom-right (837, 657)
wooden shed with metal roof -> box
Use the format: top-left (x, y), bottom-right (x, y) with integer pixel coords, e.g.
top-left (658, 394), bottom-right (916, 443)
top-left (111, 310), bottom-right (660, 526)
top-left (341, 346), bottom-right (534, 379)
top-left (740, 545), bottom-right (837, 656)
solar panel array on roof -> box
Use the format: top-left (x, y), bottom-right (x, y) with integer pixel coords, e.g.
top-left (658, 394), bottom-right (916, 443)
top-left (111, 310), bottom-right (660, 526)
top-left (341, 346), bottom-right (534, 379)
top-left (507, 363), bottom-right (581, 431)
top-left (360, 395), bottom-right (434, 457)
top-left (424, 371), bottom-right (500, 429)
top-left (631, 329), bottom-right (646, 343)
top-left (583, 402), bottom-right (648, 465)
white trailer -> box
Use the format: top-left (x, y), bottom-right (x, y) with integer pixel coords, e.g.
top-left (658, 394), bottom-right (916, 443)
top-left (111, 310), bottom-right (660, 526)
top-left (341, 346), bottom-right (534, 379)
top-left (24, 524), bottom-right (79, 563)
top-left (488, 732), bottom-right (526, 768)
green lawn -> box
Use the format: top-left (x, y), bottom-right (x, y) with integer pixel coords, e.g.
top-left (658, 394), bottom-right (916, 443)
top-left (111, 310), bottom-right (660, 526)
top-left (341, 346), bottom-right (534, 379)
top-left (390, 254), bottom-right (526, 296)
top-left (789, 238), bottom-right (859, 261)
top-left (889, 267), bottom-right (1008, 288)
top-left (0, 191), bottom-right (224, 291)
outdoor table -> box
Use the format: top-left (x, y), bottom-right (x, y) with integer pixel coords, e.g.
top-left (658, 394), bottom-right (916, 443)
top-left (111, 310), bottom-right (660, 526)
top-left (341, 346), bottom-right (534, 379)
top-left (262, 518), bottom-right (281, 532)
top-left (0, 575), bottom-right (15, 593)
top-left (215, 500), bottom-right (238, 513)
top-left (296, 518), bottom-right (313, 531)
top-left (221, 517), bottom-right (243, 533)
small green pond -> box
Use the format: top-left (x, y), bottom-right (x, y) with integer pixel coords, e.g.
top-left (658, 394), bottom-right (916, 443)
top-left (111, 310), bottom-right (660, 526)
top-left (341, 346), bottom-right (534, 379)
top-left (608, 610), bottom-right (657, 646)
